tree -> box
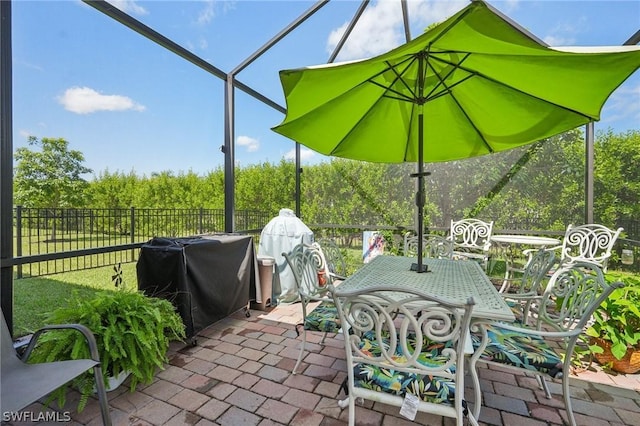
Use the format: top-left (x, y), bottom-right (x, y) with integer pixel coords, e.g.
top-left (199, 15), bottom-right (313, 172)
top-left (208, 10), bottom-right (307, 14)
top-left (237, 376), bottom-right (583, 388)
top-left (87, 169), bottom-right (138, 209)
top-left (235, 159), bottom-right (295, 216)
top-left (594, 129), bottom-right (640, 231)
top-left (14, 136), bottom-right (92, 208)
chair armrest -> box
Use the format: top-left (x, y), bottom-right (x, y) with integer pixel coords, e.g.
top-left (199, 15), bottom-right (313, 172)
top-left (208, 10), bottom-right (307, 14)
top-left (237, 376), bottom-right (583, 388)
top-left (328, 272), bottom-right (347, 282)
top-left (490, 321), bottom-right (581, 340)
top-left (501, 292), bottom-right (541, 301)
top-left (549, 244), bottom-right (562, 251)
top-left (20, 324), bottom-right (101, 363)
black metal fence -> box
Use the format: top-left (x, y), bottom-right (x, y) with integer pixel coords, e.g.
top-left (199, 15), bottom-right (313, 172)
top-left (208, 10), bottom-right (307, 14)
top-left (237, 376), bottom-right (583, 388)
top-left (13, 206), bottom-right (272, 277)
top-left (11, 206), bottom-right (640, 277)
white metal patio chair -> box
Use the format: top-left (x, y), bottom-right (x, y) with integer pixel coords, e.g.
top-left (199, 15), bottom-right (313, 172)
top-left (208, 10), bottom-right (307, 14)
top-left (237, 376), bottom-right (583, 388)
top-left (447, 219), bottom-right (494, 270)
top-left (331, 284), bottom-right (478, 426)
top-left (499, 248), bottom-right (556, 324)
top-left (283, 243), bottom-right (340, 375)
top-left (556, 223), bottom-right (623, 272)
top-left (1, 309), bottom-right (112, 425)
top-left (403, 232), bottom-right (454, 259)
top-left (315, 238), bottom-right (348, 283)
top-left (470, 262), bottom-right (623, 426)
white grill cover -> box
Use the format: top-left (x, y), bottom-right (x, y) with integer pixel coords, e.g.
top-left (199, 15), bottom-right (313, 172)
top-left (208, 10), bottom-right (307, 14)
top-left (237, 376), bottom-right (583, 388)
top-left (258, 208), bottom-right (314, 303)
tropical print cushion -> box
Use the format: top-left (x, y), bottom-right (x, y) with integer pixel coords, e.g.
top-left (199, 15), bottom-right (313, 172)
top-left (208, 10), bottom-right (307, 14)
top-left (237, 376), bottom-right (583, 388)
top-left (471, 324), bottom-right (563, 378)
top-left (504, 299), bottom-right (526, 324)
top-left (452, 251), bottom-right (485, 261)
top-left (304, 301), bottom-right (340, 333)
top-left (352, 330), bottom-right (458, 405)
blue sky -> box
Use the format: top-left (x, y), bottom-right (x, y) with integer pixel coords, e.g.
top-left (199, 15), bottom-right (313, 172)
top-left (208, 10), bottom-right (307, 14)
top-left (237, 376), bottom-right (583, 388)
top-left (12, 0), bottom-right (640, 178)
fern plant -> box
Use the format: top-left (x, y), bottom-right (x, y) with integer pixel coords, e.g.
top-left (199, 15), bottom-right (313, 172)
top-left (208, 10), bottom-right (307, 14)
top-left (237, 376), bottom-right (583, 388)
top-left (29, 287), bottom-right (185, 410)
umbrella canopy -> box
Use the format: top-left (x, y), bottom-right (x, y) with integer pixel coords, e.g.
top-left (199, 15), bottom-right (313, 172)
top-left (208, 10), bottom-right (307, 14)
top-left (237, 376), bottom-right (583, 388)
top-left (272, 0), bottom-right (640, 273)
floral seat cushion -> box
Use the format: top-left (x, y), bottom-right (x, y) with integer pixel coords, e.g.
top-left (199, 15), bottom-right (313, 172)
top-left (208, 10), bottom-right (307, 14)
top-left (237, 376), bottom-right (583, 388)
top-left (352, 330), bottom-right (458, 405)
top-left (303, 301), bottom-right (340, 333)
top-left (471, 324), bottom-right (563, 378)
top-left (503, 299), bottom-right (527, 324)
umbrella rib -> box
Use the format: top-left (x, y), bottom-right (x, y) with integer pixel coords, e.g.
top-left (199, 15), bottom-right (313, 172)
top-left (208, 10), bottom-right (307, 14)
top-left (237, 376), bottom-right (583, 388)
top-left (370, 80), bottom-right (415, 103)
top-left (331, 59), bottom-right (419, 155)
top-left (424, 52), bottom-right (494, 153)
top-left (367, 56), bottom-right (419, 103)
top-left (423, 51), bottom-right (472, 101)
top-left (428, 52), bottom-right (597, 121)
top-left (331, 56), bottom-right (421, 156)
top-left (423, 51), bottom-right (490, 150)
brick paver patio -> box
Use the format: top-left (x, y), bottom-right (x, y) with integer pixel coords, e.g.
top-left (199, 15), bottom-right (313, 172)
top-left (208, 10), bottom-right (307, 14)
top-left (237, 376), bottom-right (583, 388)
top-left (6, 301), bottom-right (640, 425)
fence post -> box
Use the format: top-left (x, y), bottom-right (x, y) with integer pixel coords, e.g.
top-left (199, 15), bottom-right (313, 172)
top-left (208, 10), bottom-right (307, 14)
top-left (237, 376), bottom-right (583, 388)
top-left (130, 207), bottom-right (135, 262)
top-left (199, 207), bottom-right (204, 235)
top-left (16, 206), bottom-right (22, 279)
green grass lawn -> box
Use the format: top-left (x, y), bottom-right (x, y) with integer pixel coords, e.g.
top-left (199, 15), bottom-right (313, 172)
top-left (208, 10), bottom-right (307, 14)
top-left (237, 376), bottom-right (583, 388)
top-left (13, 263), bottom-right (138, 336)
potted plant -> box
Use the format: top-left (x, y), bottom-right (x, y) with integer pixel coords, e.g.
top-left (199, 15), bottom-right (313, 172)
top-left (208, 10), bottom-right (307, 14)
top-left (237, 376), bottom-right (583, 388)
top-left (29, 284), bottom-right (185, 410)
top-left (586, 272), bottom-right (640, 374)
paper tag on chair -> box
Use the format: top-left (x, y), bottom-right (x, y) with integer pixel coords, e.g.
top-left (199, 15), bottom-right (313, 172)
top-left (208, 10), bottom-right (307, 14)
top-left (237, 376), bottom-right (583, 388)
top-left (399, 393), bottom-right (419, 420)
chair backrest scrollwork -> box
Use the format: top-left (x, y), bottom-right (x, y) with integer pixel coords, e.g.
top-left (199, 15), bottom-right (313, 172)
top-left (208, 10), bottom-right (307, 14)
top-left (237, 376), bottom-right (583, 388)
top-left (560, 224), bottom-right (623, 272)
top-left (536, 262), bottom-right (622, 333)
top-left (283, 243), bottom-right (332, 308)
top-left (315, 238), bottom-right (348, 282)
top-left (515, 248), bottom-right (556, 296)
top-left (448, 219), bottom-right (494, 252)
top-left (404, 232), bottom-right (454, 259)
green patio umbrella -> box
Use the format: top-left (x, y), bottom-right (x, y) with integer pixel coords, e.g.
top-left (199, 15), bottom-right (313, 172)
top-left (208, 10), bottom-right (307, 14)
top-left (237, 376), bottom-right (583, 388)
top-left (272, 0), bottom-right (640, 274)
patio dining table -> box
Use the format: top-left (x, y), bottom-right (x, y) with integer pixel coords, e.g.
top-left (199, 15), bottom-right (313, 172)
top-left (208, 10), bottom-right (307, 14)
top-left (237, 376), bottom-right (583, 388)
top-left (335, 255), bottom-right (515, 419)
top-left (337, 255), bottom-right (514, 321)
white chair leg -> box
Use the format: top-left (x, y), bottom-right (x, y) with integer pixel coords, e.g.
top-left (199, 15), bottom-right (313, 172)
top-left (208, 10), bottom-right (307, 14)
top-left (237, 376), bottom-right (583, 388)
top-left (468, 322), bottom-right (488, 421)
top-left (498, 263), bottom-right (512, 293)
top-left (467, 410), bottom-right (480, 426)
top-left (348, 397), bottom-right (356, 426)
top-left (536, 374), bottom-right (552, 399)
top-left (292, 325), bottom-right (307, 375)
top-left (563, 375), bottom-right (577, 426)
top-left (468, 359), bottom-right (482, 421)
top-left (338, 397), bottom-right (349, 409)
top-left (319, 331), bottom-right (328, 345)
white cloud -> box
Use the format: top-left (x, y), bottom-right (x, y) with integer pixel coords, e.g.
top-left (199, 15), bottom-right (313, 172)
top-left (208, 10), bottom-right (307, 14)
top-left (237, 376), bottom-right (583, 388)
top-left (19, 129), bottom-right (33, 139)
top-left (108, 0), bottom-right (148, 16)
top-left (327, 0), bottom-right (466, 62)
top-left (543, 35), bottom-right (576, 47)
top-left (328, 1), bottom-right (403, 61)
top-left (542, 17), bottom-right (586, 47)
top-left (602, 83), bottom-right (640, 125)
top-left (237, 135), bottom-right (259, 152)
top-left (407, 0), bottom-right (467, 29)
top-left (197, 0), bottom-right (216, 25)
top-left (284, 148), bottom-right (315, 162)
top-left (58, 87), bottom-right (146, 114)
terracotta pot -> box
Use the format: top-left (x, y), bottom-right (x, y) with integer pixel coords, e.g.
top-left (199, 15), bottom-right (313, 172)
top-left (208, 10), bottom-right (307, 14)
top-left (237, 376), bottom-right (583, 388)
top-left (317, 270), bottom-right (327, 287)
top-left (591, 337), bottom-right (640, 374)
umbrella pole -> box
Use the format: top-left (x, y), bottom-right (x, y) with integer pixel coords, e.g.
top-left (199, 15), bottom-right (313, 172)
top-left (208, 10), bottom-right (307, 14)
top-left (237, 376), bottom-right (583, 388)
top-left (410, 52), bottom-right (429, 273)
top-left (410, 114), bottom-right (430, 272)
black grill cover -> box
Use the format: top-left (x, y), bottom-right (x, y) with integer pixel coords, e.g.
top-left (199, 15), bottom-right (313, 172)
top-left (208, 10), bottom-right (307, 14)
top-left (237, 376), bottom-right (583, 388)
top-left (136, 235), bottom-right (258, 338)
